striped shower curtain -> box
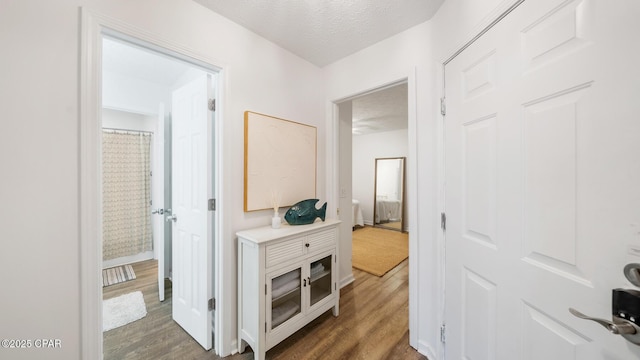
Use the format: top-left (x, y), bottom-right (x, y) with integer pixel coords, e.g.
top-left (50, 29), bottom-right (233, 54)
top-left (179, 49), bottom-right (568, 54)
top-left (102, 131), bottom-right (153, 261)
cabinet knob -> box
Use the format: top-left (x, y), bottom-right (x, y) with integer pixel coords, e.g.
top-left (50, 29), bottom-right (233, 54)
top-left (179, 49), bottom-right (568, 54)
top-left (305, 243), bottom-right (310, 248)
top-left (303, 279), bottom-right (307, 287)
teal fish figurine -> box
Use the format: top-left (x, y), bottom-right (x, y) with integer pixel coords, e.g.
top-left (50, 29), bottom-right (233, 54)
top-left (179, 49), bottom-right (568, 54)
top-left (284, 199), bottom-right (327, 225)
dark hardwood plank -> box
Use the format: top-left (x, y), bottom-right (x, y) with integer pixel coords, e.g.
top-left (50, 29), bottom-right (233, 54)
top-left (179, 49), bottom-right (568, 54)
top-left (103, 259), bottom-right (427, 360)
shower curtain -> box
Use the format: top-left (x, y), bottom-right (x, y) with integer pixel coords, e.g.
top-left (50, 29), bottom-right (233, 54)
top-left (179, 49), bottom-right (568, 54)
top-left (102, 130), bottom-right (153, 261)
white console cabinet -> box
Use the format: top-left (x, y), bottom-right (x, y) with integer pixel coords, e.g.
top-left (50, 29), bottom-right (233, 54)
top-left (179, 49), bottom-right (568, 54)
top-left (237, 219), bottom-right (340, 360)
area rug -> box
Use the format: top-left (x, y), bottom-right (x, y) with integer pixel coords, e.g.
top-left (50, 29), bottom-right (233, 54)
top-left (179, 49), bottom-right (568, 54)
top-left (102, 264), bottom-right (136, 287)
top-left (352, 226), bottom-right (408, 276)
top-left (103, 291), bottom-right (147, 332)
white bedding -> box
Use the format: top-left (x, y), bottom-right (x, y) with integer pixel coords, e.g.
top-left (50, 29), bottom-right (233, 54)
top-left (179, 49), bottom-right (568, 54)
top-left (375, 199), bottom-right (402, 223)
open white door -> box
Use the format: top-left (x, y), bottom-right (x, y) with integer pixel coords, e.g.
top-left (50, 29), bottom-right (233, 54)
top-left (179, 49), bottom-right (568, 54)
top-left (152, 102), bottom-right (166, 302)
top-left (444, 0), bottom-right (640, 358)
top-left (169, 74), bottom-right (214, 350)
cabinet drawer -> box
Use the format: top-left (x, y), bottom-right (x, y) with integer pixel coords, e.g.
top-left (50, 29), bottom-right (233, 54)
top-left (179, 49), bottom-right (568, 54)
top-left (306, 229), bottom-right (335, 252)
top-left (266, 237), bottom-right (305, 268)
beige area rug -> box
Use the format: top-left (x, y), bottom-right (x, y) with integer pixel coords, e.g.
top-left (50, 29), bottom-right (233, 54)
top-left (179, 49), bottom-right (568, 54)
top-left (352, 226), bottom-right (408, 276)
top-left (102, 264), bottom-right (136, 287)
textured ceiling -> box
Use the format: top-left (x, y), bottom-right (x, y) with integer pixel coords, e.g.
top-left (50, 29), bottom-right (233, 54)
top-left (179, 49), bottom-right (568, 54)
top-left (194, 0), bottom-right (444, 67)
top-left (104, 0), bottom-right (419, 134)
top-left (352, 83), bottom-right (407, 136)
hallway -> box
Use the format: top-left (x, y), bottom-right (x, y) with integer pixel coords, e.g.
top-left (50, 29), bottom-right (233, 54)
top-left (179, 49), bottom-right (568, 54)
top-left (103, 259), bottom-right (424, 359)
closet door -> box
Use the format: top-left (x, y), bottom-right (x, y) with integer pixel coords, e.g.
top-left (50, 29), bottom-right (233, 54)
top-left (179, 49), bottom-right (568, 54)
top-left (444, 0), bottom-right (640, 358)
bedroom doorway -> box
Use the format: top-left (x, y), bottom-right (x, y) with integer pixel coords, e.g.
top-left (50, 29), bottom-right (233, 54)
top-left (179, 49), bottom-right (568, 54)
top-left (333, 78), bottom-right (413, 348)
top-left (349, 83), bottom-right (409, 279)
top-left (337, 80), bottom-right (409, 278)
top-left (350, 82), bottom-right (408, 232)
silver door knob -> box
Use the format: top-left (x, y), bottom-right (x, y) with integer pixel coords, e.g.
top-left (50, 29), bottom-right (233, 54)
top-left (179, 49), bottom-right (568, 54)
top-left (569, 308), bottom-right (636, 335)
top-left (166, 214), bottom-right (177, 222)
top-left (569, 307), bottom-right (640, 346)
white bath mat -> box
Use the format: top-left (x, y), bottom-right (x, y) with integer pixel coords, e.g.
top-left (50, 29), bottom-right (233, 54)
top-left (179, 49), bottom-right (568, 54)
top-left (103, 291), bottom-right (147, 332)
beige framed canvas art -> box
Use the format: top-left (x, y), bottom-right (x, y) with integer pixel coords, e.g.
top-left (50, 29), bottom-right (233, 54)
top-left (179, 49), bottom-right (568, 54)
top-left (244, 111), bottom-right (317, 212)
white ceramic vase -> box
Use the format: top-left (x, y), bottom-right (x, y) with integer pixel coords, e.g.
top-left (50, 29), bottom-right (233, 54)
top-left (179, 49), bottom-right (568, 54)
top-left (271, 212), bottom-right (281, 229)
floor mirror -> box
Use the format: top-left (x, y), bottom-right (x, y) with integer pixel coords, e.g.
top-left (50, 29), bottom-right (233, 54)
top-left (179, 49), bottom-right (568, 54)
top-left (373, 157), bottom-right (405, 232)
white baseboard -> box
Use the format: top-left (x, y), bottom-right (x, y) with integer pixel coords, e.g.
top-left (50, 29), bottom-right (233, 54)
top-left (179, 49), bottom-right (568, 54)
top-left (340, 274), bottom-right (355, 288)
top-left (228, 339), bottom-right (238, 356)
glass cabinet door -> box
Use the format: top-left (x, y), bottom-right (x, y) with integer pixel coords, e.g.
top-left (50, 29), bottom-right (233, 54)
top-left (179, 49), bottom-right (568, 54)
top-left (270, 267), bottom-right (302, 329)
top-left (308, 254), bottom-right (332, 307)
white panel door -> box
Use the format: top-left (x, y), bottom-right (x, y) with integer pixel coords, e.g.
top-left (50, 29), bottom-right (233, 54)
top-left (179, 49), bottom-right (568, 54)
top-left (444, 0), bottom-right (640, 359)
top-left (153, 102), bottom-right (165, 302)
top-left (171, 74), bottom-right (213, 350)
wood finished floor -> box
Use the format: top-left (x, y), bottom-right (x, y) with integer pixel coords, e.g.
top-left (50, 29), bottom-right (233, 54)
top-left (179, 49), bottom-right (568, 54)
top-left (103, 258), bottom-right (426, 360)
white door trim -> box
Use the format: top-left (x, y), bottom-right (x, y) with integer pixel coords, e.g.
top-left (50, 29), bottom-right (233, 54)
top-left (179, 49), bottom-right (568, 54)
top-left (326, 69), bottom-right (418, 347)
top-left (153, 102), bottom-right (166, 302)
top-left (80, 8), bottom-right (227, 358)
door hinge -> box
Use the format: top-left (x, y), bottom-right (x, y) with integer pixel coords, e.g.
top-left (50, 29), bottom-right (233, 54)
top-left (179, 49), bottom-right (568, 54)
top-left (265, 322), bottom-right (267, 333)
top-left (208, 298), bottom-right (215, 311)
top-left (208, 98), bottom-right (216, 111)
top-left (208, 198), bottom-right (216, 211)
top-left (440, 97), bottom-right (446, 116)
top-left (441, 212), bottom-right (447, 231)
top-left (265, 284), bottom-right (267, 295)
top-left (440, 324), bottom-right (446, 343)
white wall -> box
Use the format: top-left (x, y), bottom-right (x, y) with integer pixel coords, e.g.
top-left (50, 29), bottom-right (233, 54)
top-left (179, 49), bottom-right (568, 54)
top-left (102, 108), bottom-right (155, 132)
top-left (352, 129), bottom-right (408, 227)
top-left (431, 0), bottom-right (510, 61)
top-left (337, 101), bottom-right (354, 287)
top-left (323, 20), bottom-right (438, 357)
top-left (103, 70), bottom-right (172, 115)
top-left (0, 0), bottom-right (323, 358)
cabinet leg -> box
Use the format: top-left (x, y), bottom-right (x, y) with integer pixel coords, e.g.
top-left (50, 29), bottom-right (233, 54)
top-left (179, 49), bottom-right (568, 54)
top-left (251, 345), bottom-right (265, 360)
top-left (332, 303), bottom-right (339, 316)
top-left (238, 339), bottom-right (247, 354)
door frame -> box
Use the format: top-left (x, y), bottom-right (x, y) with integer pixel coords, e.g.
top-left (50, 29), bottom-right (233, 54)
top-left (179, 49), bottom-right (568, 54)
top-left (153, 102), bottom-right (166, 302)
top-left (327, 70), bottom-right (418, 345)
top-left (437, 1), bottom-right (526, 359)
top-left (80, 9), bottom-right (226, 358)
